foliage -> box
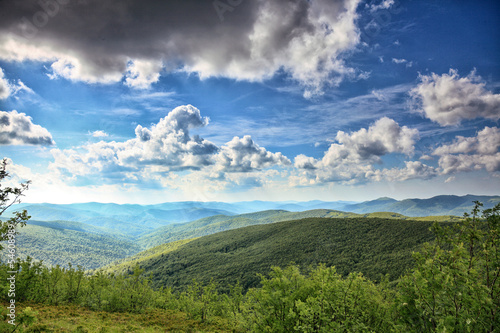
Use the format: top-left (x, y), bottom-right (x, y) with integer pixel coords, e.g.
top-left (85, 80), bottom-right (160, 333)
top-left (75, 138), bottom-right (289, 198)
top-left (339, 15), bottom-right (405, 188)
top-left (0, 223), bottom-right (142, 270)
top-left (132, 217), bottom-right (439, 292)
top-left (0, 158), bottom-right (31, 252)
top-left (242, 265), bottom-right (395, 332)
top-left (397, 201), bottom-right (500, 332)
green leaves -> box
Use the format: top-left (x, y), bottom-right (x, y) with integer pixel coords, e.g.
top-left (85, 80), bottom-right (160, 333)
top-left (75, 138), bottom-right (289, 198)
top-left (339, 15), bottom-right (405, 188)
top-left (398, 202), bottom-right (500, 332)
top-left (0, 158), bottom-right (31, 252)
top-left (243, 265), bottom-right (395, 332)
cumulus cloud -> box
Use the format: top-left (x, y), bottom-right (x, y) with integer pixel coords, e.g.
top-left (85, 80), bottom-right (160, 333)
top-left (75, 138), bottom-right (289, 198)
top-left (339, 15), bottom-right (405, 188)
top-left (433, 126), bottom-right (500, 174)
top-left (411, 69), bottom-right (500, 126)
top-left (0, 110), bottom-right (54, 145)
top-left (51, 105), bottom-right (217, 178)
top-left (50, 105), bottom-right (289, 185)
top-left (324, 117), bottom-right (418, 163)
top-left (0, 0), bottom-right (363, 95)
top-left (215, 135), bottom-right (291, 172)
top-left (293, 117), bottom-right (422, 184)
top-left (90, 130), bottom-right (108, 138)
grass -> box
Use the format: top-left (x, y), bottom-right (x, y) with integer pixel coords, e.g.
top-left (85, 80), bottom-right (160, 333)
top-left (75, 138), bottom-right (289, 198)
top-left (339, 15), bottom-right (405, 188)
top-left (1, 302), bottom-right (233, 332)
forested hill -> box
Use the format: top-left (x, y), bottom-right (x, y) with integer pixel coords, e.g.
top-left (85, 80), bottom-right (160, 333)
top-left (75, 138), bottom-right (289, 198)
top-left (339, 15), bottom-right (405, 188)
top-left (136, 209), bottom-right (460, 249)
top-left (109, 217), bottom-right (442, 292)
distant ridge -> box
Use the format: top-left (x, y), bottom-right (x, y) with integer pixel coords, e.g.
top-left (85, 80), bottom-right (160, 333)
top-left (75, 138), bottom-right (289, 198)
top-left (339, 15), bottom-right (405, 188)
top-left (342, 194), bottom-right (500, 217)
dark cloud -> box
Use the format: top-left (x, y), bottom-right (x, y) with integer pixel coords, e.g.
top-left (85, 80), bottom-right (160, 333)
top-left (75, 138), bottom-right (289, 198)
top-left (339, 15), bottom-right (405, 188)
top-left (0, 0), bottom-right (362, 95)
top-left (0, 110), bottom-right (54, 145)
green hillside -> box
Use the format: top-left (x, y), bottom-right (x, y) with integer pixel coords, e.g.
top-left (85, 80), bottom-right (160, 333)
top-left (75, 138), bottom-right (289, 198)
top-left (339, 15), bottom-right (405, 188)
top-left (2, 210), bottom-right (462, 271)
top-left (0, 223), bottom-right (142, 269)
top-left (137, 209), bottom-right (461, 249)
top-left (123, 217), bottom-right (442, 292)
top-left (100, 238), bottom-right (198, 275)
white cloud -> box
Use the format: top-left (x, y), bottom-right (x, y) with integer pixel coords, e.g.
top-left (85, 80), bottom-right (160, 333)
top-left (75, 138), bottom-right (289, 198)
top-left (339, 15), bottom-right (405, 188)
top-left (0, 67), bottom-right (33, 99)
top-left (0, 67), bottom-right (11, 99)
top-left (392, 58), bottom-right (412, 67)
top-left (330, 117), bottom-right (418, 161)
top-left (411, 69), bottom-right (500, 126)
top-left (215, 135), bottom-right (291, 172)
top-left (367, 0), bottom-right (396, 12)
top-left (293, 117), bottom-right (421, 184)
top-left (125, 59), bottom-right (162, 89)
top-left (392, 58), bottom-right (406, 64)
top-left (90, 130), bottom-right (108, 138)
top-left (49, 105), bottom-right (290, 185)
top-left (370, 161), bottom-right (437, 182)
top-left (51, 105), bottom-right (217, 179)
top-left (0, 110), bottom-right (54, 145)
top-left (433, 126), bottom-right (500, 174)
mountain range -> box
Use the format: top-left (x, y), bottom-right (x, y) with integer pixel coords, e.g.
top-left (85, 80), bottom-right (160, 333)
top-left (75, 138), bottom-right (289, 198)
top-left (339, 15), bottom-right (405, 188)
top-left (1, 194), bottom-right (498, 270)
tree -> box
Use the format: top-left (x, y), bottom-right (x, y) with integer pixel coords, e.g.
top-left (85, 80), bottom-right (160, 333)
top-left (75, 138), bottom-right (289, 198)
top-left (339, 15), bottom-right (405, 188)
top-left (0, 158), bottom-right (31, 251)
top-left (397, 201), bottom-right (500, 332)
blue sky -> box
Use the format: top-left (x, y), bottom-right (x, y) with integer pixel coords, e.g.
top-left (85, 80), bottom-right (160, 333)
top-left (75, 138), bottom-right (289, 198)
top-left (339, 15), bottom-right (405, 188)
top-left (0, 0), bottom-right (499, 204)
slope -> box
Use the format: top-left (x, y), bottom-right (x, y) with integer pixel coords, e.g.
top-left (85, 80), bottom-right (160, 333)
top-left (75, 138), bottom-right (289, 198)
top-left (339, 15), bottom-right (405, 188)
top-left (0, 223), bottom-right (142, 269)
top-left (137, 208), bottom-right (460, 249)
top-left (137, 209), bottom-right (360, 248)
top-left (129, 217), bottom-right (442, 292)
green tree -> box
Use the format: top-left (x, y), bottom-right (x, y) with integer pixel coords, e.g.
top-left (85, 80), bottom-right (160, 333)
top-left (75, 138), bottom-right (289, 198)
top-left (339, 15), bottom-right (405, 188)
top-left (243, 265), bottom-right (394, 332)
top-left (397, 202), bottom-right (500, 332)
top-left (0, 158), bottom-right (31, 251)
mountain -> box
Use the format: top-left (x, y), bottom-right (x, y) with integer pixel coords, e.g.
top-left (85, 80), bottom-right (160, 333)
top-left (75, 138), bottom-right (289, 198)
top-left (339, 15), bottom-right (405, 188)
top-left (136, 208), bottom-right (462, 249)
top-left (8, 195), bottom-right (497, 225)
top-left (0, 221), bottom-right (141, 269)
top-left (6, 203), bottom-right (238, 237)
top-left (121, 217), bottom-right (442, 292)
top-left (136, 209), bottom-right (363, 249)
top-left (342, 195), bottom-right (500, 216)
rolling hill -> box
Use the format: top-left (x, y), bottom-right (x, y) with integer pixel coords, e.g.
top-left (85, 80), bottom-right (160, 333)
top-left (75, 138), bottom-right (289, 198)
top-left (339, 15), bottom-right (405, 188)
top-left (0, 221), bottom-right (142, 269)
top-left (136, 208), bottom-right (462, 249)
top-left (3, 209), bottom-right (462, 271)
top-left (122, 217), bottom-right (443, 292)
top-left (3, 194), bottom-right (493, 271)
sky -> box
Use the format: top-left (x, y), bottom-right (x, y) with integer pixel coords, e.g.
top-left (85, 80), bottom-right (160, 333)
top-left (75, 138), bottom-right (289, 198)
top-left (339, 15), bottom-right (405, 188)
top-left (0, 0), bottom-right (499, 204)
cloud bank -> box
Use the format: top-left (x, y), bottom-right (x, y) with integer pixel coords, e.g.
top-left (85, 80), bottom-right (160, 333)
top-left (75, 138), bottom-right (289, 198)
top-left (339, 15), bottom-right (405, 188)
top-left (0, 0), bottom-right (364, 96)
